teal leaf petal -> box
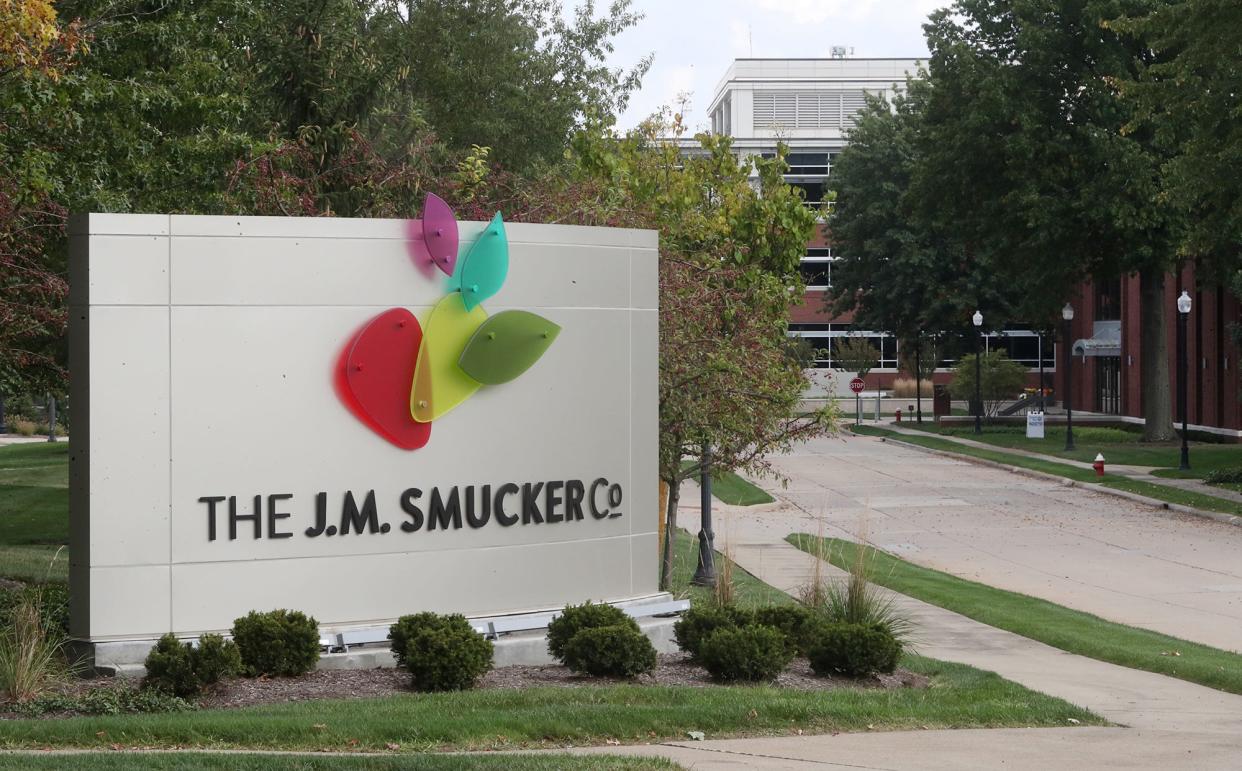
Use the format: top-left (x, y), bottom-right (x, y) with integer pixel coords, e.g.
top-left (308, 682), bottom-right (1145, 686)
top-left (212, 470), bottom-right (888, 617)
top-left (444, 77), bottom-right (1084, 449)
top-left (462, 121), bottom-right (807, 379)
top-left (457, 212), bottom-right (508, 311)
top-left (458, 310), bottom-right (561, 385)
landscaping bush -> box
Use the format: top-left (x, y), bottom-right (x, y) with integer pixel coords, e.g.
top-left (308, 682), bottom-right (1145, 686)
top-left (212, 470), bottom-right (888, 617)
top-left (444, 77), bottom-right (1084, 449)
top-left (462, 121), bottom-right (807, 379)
top-left (13, 686), bottom-right (195, 717)
top-left (546, 601), bottom-right (638, 663)
top-left (698, 624), bottom-right (793, 682)
top-left (753, 605), bottom-right (814, 655)
top-left (230, 609), bottom-right (320, 676)
top-left (1205, 467), bottom-right (1242, 485)
top-left (11, 419), bottom-right (37, 437)
top-left (143, 634), bottom-right (200, 697)
top-left (806, 622), bottom-right (902, 678)
top-left (143, 633), bottom-right (241, 697)
top-left (562, 624), bottom-right (657, 678)
top-left (193, 633), bottom-right (242, 686)
top-left (396, 613), bottom-right (493, 692)
top-left (672, 605), bottom-right (753, 661)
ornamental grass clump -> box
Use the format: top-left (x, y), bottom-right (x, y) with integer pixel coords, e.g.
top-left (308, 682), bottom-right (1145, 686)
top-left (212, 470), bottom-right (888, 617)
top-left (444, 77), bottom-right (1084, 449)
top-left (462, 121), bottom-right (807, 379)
top-left (0, 590), bottom-right (66, 703)
top-left (806, 621), bottom-right (902, 678)
top-left (546, 601), bottom-right (639, 663)
top-left (698, 624), bottom-right (794, 683)
top-left (672, 605), bottom-right (754, 661)
top-left (563, 624), bottom-right (657, 678)
top-left (392, 613), bottom-right (493, 692)
top-left (230, 609), bottom-right (320, 677)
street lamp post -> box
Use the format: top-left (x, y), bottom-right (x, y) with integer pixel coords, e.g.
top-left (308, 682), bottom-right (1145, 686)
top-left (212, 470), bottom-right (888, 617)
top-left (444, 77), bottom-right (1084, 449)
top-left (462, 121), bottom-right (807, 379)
top-left (1062, 303), bottom-right (1075, 452)
top-left (692, 442), bottom-right (717, 586)
top-left (1178, 290), bottom-right (1192, 471)
top-left (972, 310), bottom-right (983, 434)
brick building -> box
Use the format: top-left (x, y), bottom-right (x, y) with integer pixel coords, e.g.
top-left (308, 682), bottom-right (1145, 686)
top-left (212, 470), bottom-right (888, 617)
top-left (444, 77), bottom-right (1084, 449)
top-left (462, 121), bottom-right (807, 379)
top-left (702, 56), bottom-right (1242, 435)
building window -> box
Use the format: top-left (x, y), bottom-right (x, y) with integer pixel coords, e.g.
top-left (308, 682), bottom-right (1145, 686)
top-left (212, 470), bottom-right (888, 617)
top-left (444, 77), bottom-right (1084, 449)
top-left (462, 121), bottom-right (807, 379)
top-left (1094, 279), bottom-right (1121, 321)
top-left (787, 324), bottom-right (897, 369)
top-left (983, 330), bottom-right (1056, 369)
top-left (800, 247), bottom-right (835, 288)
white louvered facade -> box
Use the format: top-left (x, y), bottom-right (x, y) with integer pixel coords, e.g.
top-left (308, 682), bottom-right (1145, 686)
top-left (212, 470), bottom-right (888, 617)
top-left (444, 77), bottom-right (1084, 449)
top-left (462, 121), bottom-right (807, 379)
top-left (751, 90), bottom-right (871, 131)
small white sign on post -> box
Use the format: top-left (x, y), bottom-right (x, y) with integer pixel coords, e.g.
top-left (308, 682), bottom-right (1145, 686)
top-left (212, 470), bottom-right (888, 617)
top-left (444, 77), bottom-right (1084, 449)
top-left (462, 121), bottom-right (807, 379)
top-left (1026, 411), bottom-right (1045, 439)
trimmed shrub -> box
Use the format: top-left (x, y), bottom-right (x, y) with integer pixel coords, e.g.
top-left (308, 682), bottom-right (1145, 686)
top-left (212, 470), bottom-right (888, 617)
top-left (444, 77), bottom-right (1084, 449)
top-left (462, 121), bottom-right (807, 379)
top-left (398, 613), bottom-right (493, 692)
top-left (143, 634), bottom-right (200, 697)
top-left (806, 622), bottom-right (902, 678)
top-left (14, 686), bottom-right (195, 717)
top-left (698, 625), bottom-right (794, 682)
top-left (672, 605), bottom-right (754, 661)
top-left (231, 609), bottom-right (320, 677)
top-left (143, 633), bottom-right (242, 697)
top-left (753, 605), bottom-right (814, 655)
top-left (563, 624), bottom-right (657, 678)
top-left (389, 612), bottom-right (439, 670)
top-left (193, 633), bottom-right (242, 686)
top-left (1205, 467), bottom-right (1242, 485)
top-left (546, 602), bottom-right (638, 663)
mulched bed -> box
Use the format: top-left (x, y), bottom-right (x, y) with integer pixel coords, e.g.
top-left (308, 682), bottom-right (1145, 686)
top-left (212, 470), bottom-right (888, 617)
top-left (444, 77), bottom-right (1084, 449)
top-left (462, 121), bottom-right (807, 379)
top-left (4, 654), bottom-right (929, 717)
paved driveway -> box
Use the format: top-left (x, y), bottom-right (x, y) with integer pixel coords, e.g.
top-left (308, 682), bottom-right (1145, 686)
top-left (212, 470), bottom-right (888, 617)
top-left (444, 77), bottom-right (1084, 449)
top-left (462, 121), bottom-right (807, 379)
top-left (721, 432), bottom-right (1242, 653)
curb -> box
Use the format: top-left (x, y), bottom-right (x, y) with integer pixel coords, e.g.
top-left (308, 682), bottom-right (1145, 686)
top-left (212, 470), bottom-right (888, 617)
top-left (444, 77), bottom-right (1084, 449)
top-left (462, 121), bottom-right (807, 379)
top-left (871, 434), bottom-right (1242, 529)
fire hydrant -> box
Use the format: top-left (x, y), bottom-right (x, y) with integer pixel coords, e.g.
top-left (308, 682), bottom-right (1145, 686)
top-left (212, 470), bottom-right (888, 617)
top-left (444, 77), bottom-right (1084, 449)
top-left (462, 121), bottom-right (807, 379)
top-left (1093, 453), bottom-right (1106, 477)
top-left (895, 409), bottom-right (902, 423)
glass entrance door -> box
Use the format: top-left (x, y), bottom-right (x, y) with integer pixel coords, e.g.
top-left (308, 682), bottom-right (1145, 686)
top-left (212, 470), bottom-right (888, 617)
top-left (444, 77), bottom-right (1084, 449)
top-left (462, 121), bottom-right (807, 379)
top-left (1095, 356), bottom-right (1121, 414)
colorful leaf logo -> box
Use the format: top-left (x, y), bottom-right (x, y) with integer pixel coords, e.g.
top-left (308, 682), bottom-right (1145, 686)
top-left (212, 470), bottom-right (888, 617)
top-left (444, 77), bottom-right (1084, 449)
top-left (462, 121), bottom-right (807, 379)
top-left (340, 195), bottom-right (558, 449)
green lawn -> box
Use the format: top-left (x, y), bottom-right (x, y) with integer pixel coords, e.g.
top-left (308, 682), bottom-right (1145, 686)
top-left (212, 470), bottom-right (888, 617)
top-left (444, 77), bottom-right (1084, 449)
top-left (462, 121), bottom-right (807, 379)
top-left (905, 423), bottom-right (1242, 481)
top-left (853, 425), bottom-right (1242, 516)
top-left (0, 659), bottom-right (1104, 752)
top-left (679, 463), bottom-right (774, 506)
top-left (0, 753), bottom-right (681, 771)
top-left (665, 528), bottom-right (792, 609)
top-left (0, 443), bottom-right (69, 583)
top-left (788, 534), bottom-right (1242, 695)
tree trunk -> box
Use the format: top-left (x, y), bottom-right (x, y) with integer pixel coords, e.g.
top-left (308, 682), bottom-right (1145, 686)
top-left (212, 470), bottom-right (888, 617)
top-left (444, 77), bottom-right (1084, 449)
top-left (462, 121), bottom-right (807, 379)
top-left (659, 480), bottom-right (680, 591)
top-left (1140, 267), bottom-right (1176, 441)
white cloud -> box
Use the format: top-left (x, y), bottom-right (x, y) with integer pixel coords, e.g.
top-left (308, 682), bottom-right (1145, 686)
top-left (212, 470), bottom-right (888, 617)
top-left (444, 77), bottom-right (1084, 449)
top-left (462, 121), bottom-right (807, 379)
top-left (729, 19), bottom-right (752, 57)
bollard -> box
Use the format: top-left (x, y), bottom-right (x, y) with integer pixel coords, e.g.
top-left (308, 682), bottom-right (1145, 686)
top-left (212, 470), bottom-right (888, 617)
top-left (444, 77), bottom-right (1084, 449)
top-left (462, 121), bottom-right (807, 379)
top-left (1093, 453), bottom-right (1105, 477)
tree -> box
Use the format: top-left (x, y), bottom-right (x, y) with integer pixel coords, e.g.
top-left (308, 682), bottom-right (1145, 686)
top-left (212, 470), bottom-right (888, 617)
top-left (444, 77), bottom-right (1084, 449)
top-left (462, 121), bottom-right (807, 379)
top-left (916, 0), bottom-right (1182, 441)
top-left (834, 335), bottom-right (879, 380)
top-left (568, 118), bottom-right (834, 588)
top-left (948, 352), bottom-right (1028, 418)
top-left (1110, 0), bottom-right (1242, 259)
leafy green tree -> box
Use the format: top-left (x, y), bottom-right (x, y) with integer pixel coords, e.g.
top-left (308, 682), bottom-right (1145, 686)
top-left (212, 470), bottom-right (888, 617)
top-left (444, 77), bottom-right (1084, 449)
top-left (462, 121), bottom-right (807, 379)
top-left (915, 0), bottom-right (1182, 440)
top-left (1110, 0), bottom-right (1242, 259)
top-left (949, 351), bottom-right (1028, 418)
top-left (834, 335), bottom-right (879, 380)
top-left (568, 117), bottom-right (833, 588)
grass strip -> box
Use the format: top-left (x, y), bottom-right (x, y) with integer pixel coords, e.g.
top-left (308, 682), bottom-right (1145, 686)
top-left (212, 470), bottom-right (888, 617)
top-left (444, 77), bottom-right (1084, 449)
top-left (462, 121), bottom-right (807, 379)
top-left (852, 425), bottom-right (1242, 516)
top-left (787, 534), bottom-right (1242, 696)
top-left (0, 753), bottom-right (681, 770)
top-left (678, 463), bottom-right (774, 506)
top-left (0, 659), bottom-right (1104, 751)
top-left (0, 545), bottom-right (68, 583)
top-left (666, 528), bottom-right (792, 609)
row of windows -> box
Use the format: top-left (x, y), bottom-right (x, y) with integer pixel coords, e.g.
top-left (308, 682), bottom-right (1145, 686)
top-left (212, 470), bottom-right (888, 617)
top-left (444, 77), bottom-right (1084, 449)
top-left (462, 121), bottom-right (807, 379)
top-left (788, 325), bottom-right (1057, 370)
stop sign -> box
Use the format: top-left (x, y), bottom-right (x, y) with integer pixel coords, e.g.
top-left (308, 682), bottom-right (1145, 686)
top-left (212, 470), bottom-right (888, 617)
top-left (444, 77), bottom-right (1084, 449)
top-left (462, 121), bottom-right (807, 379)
top-left (849, 377), bottom-right (865, 394)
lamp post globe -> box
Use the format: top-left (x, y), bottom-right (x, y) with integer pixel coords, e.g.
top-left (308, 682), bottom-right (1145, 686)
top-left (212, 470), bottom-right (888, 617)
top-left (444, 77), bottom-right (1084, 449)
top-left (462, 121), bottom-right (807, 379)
top-left (973, 311), bottom-right (983, 434)
top-left (1062, 303), bottom-right (1075, 452)
top-left (1178, 291), bottom-right (1192, 470)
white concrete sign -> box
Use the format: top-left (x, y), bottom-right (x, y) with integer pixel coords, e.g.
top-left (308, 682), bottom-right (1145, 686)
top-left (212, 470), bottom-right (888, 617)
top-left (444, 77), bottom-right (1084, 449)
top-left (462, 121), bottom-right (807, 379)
top-left (69, 213), bottom-right (659, 642)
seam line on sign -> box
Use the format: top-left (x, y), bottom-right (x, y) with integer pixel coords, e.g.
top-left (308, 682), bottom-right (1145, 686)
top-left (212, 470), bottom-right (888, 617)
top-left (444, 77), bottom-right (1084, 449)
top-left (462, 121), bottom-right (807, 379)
top-left (163, 236), bottom-right (643, 249)
top-left (627, 253), bottom-right (634, 595)
top-left (167, 215), bottom-right (174, 632)
top-left (120, 532), bottom-right (642, 569)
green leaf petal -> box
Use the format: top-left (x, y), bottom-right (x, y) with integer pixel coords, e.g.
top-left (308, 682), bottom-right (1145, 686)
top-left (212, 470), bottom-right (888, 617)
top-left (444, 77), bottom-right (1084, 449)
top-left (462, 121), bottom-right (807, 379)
top-left (458, 310), bottom-right (561, 385)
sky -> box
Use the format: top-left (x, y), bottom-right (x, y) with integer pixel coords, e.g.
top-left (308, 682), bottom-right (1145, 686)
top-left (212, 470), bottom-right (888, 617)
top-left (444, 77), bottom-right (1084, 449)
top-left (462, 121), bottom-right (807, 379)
top-left (598, 0), bottom-right (946, 131)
